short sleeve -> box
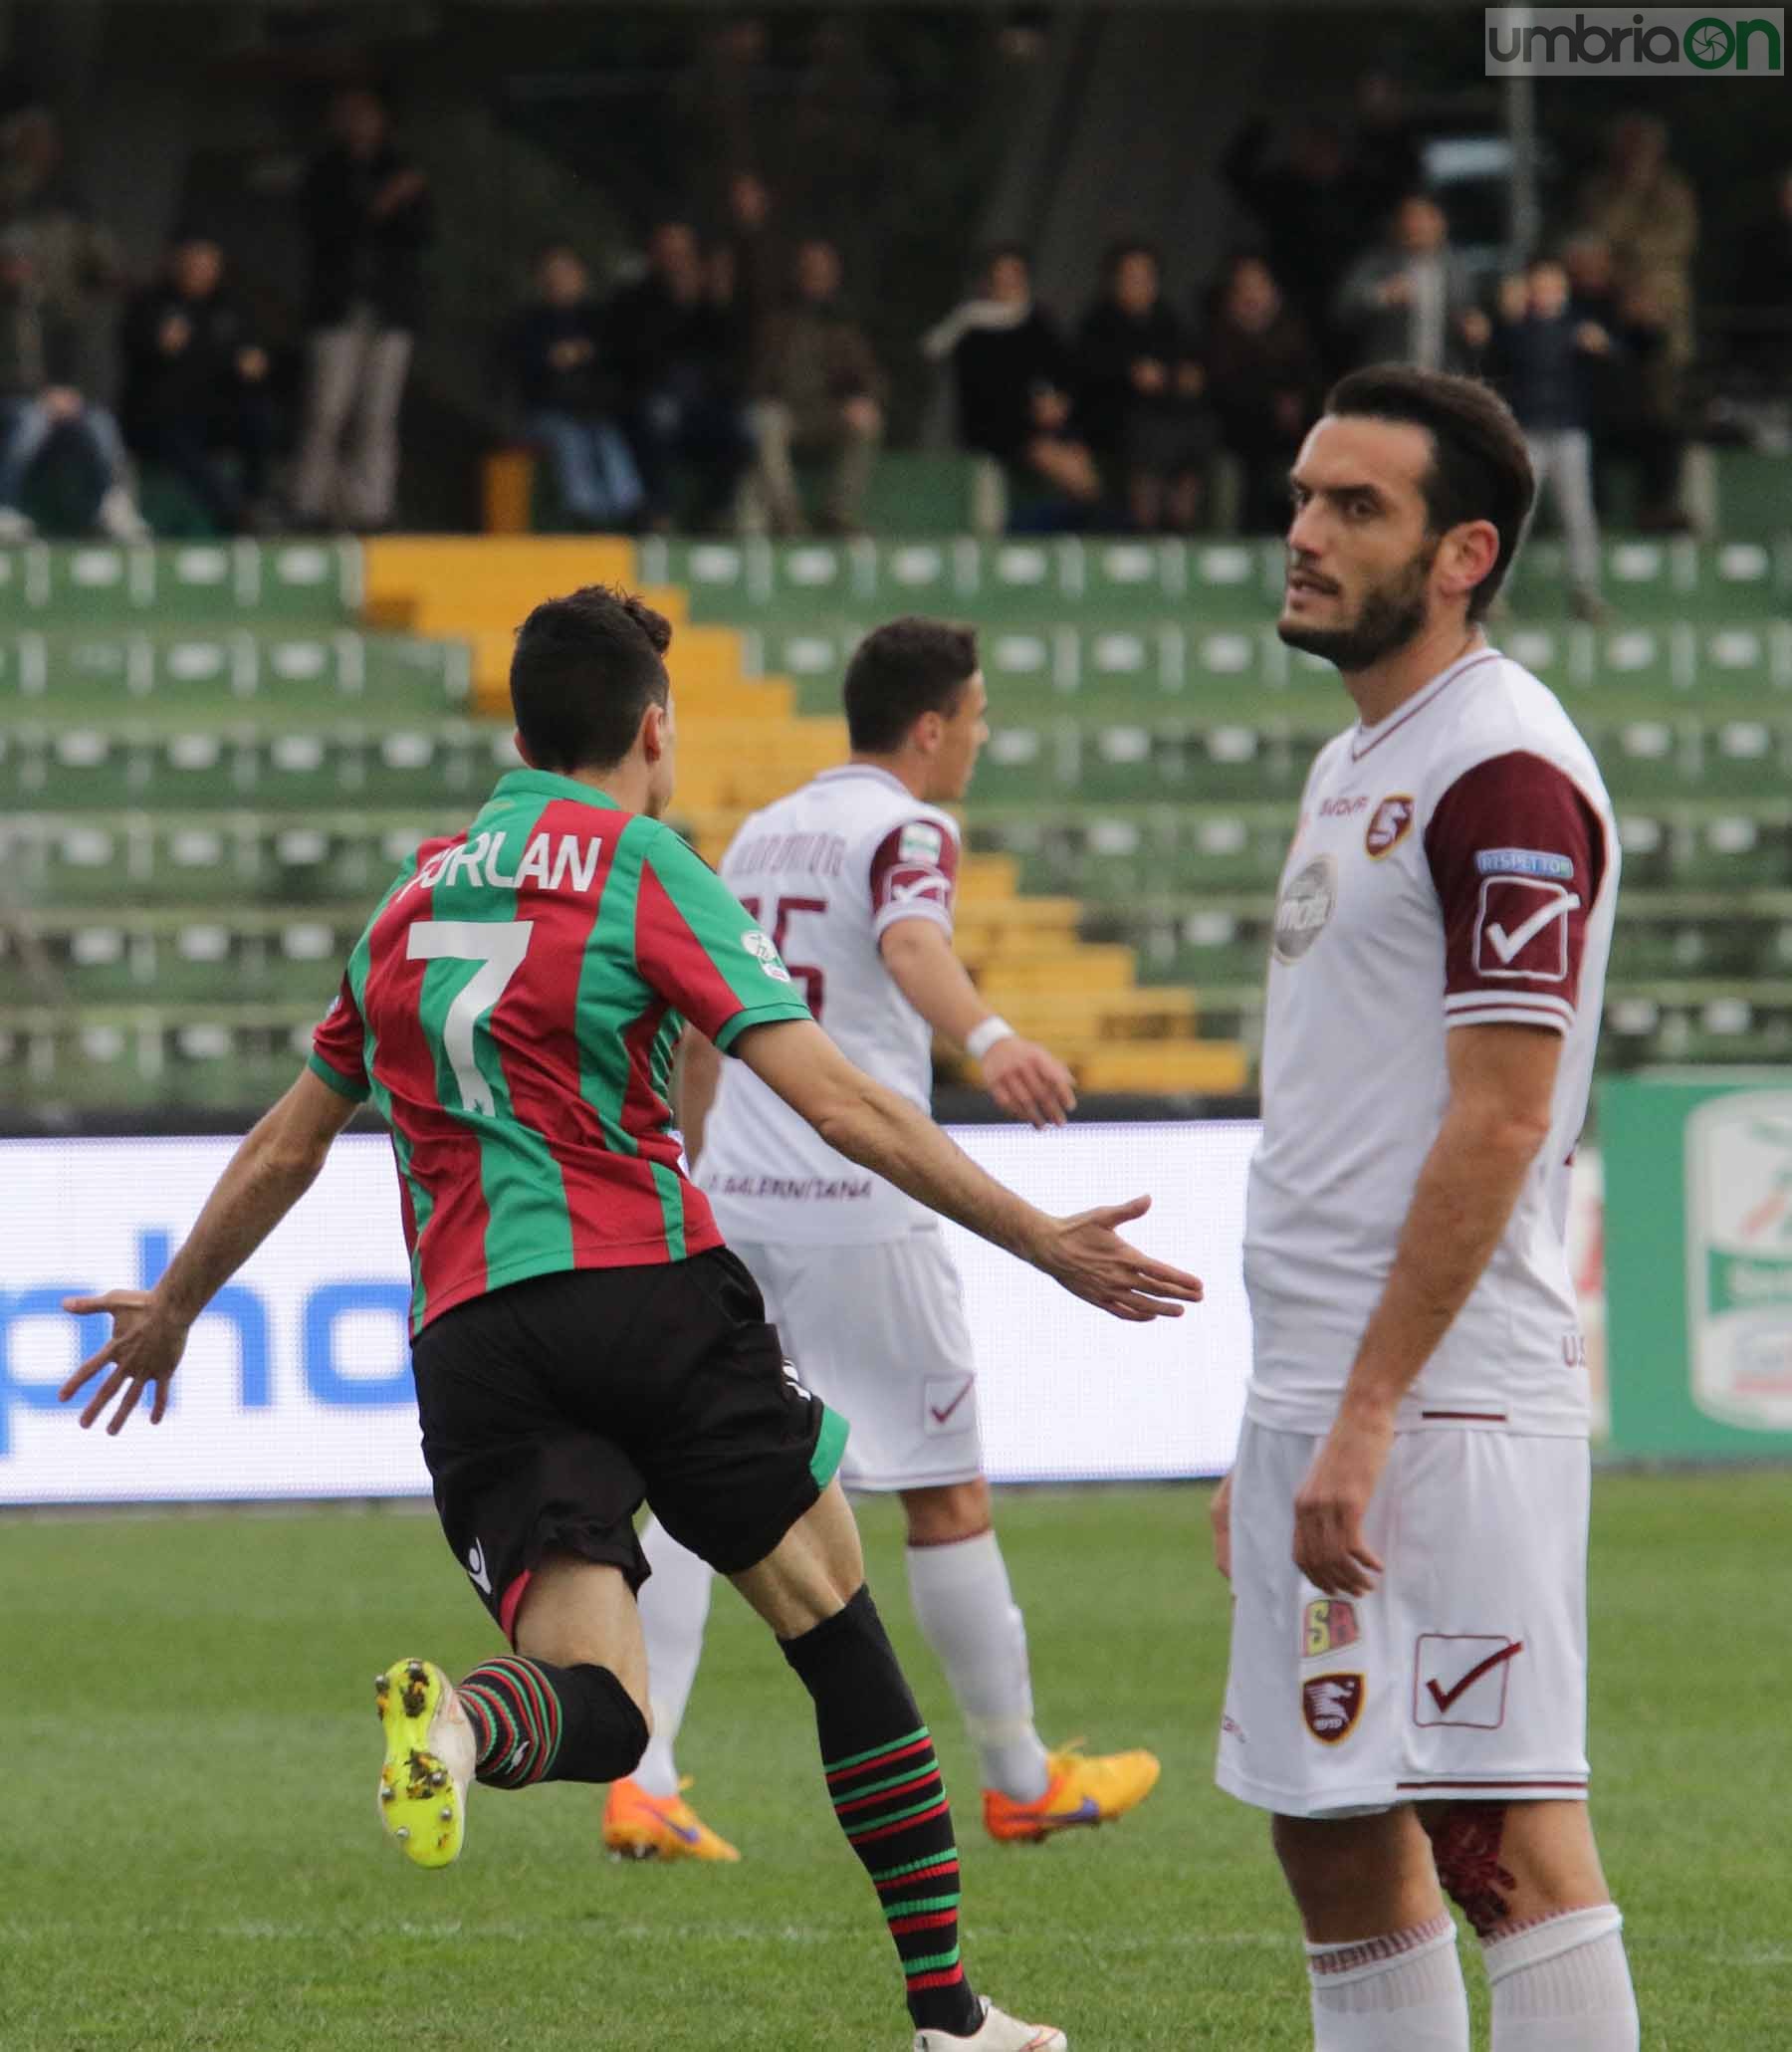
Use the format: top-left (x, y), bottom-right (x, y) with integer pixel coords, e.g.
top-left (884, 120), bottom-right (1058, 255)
top-left (868, 813), bottom-right (960, 941)
top-left (310, 974), bottom-right (370, 1101)
top-left (635, 826), bottom-right (815, 1052)
top-left (1424, 751), bottom-right (1607, 1036)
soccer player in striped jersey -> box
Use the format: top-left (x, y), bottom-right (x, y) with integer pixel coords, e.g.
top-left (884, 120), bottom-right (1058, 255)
top-left (59, 583), bottom-right (1203, 2052)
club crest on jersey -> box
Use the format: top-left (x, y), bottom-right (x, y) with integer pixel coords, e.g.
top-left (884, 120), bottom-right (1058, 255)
top-left (1302, 1598), bottom-right (1361, 1659)
top-left (1301, 1672), bottom-right (1365, 1743)
top-left (1272, 853), bottom-right (1338, 965)
top-left (741, 929), bottom-right (792, 983)
top-left (1365, 795), bottom-right (1415, 859)
top-left (899, 821), bottom-right (944, 864)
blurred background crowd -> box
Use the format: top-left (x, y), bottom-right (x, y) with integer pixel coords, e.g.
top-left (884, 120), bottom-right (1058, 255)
top-left (0, 4), bottom-right (1786, 560)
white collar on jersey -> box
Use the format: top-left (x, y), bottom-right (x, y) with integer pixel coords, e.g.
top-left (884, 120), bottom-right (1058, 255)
top-left (1349, 643), bottom-right (1502, 762)
top-left (811, 764), bottom-right (919, 799)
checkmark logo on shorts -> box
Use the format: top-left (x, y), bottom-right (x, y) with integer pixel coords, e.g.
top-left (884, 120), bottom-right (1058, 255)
top-left (929, 1380), bottom-right (974, 1426)
top-left (1427, 1639), bottom-right (1524, 1712)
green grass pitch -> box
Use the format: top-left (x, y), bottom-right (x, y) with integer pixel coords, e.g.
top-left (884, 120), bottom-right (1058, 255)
top-left (4, 1472), bottom-right (1786, 2048)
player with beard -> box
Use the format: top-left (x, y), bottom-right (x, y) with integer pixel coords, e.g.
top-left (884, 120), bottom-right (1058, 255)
top-left (1213, 366), bottom-right (1641, 2052)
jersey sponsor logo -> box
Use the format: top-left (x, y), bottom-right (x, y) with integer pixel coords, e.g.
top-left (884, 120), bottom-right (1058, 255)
top-left (466, 1539), bottom-right (493, 1596)
top-left (1365, 795), bottom-right (1415, 859)
top-left (899, 821), bottom-right (945, 864)
top-left (925, 1375), bottom-right (977, 1432)
top-left (1413, 1634), bottom-right (1522, 1728)
top-left (1272, 853), bottom-right (1338, 966)
top-left (1471, 877), bottom-right (1581, 980)
top-left (1302, 1598), bottom-right (1360, 1659)
top-left (741, 929), bottom-right (793, 984)
top-left (1475, 847), bottom-right (1575, 881)
top-left (1301, 1672), bottom-right (1364, 1743)
top-left (1319, 795), bottom-right (1369, 818)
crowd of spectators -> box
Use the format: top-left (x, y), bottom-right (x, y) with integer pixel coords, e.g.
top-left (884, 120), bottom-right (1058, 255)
top-left (0, 78), bottom-right (1785, 547)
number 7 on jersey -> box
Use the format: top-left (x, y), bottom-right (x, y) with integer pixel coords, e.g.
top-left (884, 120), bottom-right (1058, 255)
top-left (406, 919), bottom-right (534, 1116)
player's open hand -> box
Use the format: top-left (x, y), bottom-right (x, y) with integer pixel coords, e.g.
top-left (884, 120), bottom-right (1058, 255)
top-left (1291, 1408), bottom-right (1393, 1596)
top-left (981, 1035), bottom-right (1076, 1128)
top-left (1032, 1194), bottom-right (1204, 1321)
top-left (58, 1289), bottom-right (191, 1435)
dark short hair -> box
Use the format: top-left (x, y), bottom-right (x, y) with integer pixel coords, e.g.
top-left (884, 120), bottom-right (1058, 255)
top-left (510, 584), bottom-right (673, 773)
top-left (1323, 364), bottom-right (1536, 621)
top-left (843, 617), bottom-right (980, 753)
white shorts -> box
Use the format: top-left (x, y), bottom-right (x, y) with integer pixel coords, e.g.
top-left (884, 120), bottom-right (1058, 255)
top-left (1216, 1419), bottom-right (1591, 1818)
top-left (732, 1228), bottom-right (982, 1492)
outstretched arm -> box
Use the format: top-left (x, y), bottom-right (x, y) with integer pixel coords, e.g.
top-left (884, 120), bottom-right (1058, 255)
top-left (879, 917), bottom-right (1076, 1128)
top-left (60, 1067), bottom-right (359, 1433)
top-left (735, 1018), bottom-right (1201, 1321)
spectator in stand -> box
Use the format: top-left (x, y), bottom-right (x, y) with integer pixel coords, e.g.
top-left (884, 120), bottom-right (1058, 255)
top-left (1202, 253), bottom-right (1322, 534)
top-left (119, 234), bottom-right (276, 535)
top-left (749, 236), bottom-right (886, 536)
top-left (1220, 115), bottom-right (1358, 372)
top-left (1345, 70), bottom-right (1425, 231)
top-left (1077, 240), bottom-right (1213, 534)
top-left (0, 107), bottom-right (123, 398)
top-left (609, 218), bottom-right (754, 533)
top-left (1579, 114), bottom-right (1698, 374)
top-left (1485, 256), bottom-right (1614, 619)
top-left (503, 244), bottom-right (643, 532)
top-left (0, 228), bottom-right (145, 542)
top-left (716, 170), bottom-right (784, 330)
top-left (921, 245), bottom-right (1100, 525)
top-left (1333, 193), bottom-right (1486, 373)
top-left (292, 86), bottom-right (432, 532)
top-left (1736, 166), bottom-right (1792, 394)
top-left (1564, 232), bottom-right (1685, 530)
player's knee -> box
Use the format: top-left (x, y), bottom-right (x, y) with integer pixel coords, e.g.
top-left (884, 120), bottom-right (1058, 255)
top-left (1423, 1802), bottom-right (1516, 1937)
top-left (901, 1478), bottom-right (992, 1547)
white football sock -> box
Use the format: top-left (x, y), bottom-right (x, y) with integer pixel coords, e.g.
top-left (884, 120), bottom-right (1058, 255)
top-left (1484, 1904), bottom-right (1639, 2050)
top-left (631, 1517), bottom-right (715, 1798)
top-left (905, 1530), bottom-right (1050, 1801)
top-left (1305, 1914), bottom-right (1470, 2051)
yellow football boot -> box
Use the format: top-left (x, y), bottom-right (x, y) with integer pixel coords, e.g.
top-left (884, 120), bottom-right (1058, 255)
top-left (373, 1657), bottom-right (475, 1870)
top-left (982, 1739), bottom-right (1161, 1845)
top-left (602, 1776), bottom-right (742, 1862)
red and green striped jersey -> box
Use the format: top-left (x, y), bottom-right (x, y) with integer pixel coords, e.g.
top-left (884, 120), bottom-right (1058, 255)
top-left (309, 767), bottom-right (814, 1333)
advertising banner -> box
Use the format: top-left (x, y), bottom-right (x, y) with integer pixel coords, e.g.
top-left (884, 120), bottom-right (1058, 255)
top-left (1, 1122), bottom-right (1260, 1504)
top-left (1601, 1073), bottom-right (1792, 1458)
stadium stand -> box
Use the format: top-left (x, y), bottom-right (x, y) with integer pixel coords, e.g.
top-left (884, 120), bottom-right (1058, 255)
top-left (4, 526), bottom-right (1790, 1119)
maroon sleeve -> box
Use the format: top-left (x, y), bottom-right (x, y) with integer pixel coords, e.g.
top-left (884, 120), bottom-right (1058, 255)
top-left (1424, 750), bottom-right (1606, 1035)
top-left (309, 973), bottom-right (370, 1099)
top-left (869, 816), bottom-right (960, 941)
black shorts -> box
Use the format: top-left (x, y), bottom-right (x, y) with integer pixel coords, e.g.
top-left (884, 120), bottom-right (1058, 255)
top-left (409, 1249), bottom-right (849, 1641)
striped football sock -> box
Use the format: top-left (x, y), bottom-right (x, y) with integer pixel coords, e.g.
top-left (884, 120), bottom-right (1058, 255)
top-left (458, 1655), bottom-right (647, 1790)
top-left (783, 1587), bottom-right (981, 2038)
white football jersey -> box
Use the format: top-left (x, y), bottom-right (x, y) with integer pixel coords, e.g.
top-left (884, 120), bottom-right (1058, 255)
top-left (698, 764), bottom-right (961, 1244)
top-left (1243, 643), bottom-right (1619, 1438)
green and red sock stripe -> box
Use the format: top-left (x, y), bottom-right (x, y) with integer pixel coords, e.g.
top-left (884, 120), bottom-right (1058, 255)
top-left (825, 1726), bottom-right (965, 1997)
top-left (459, 1656), bottom-right (563, 1788)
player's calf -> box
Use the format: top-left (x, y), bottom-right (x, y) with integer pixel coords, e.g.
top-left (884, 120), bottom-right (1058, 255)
top-left (457, 1652), bottom-right (647, 1790)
